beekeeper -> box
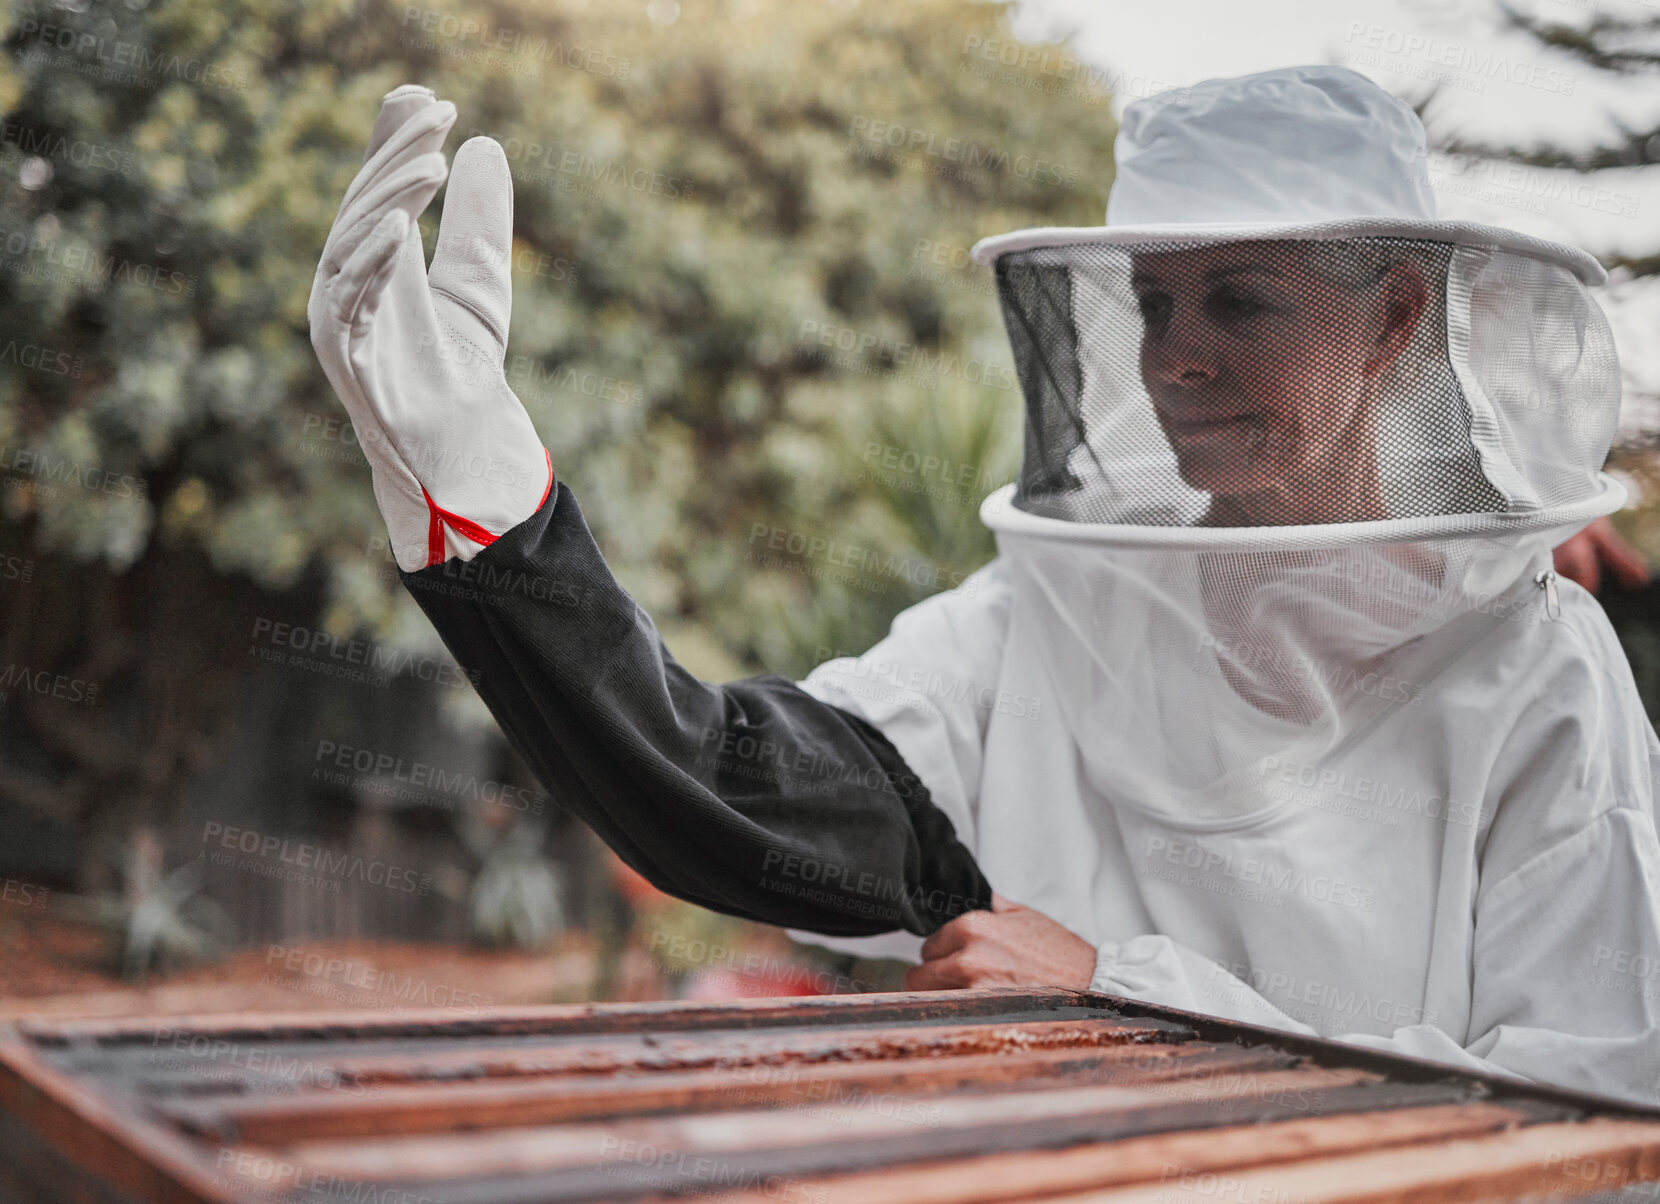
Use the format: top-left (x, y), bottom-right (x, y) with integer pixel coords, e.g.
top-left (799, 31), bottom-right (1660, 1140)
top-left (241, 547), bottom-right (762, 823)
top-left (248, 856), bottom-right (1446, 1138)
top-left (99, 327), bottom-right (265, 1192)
top-left (310, 66), bottom-right (1660, 1107)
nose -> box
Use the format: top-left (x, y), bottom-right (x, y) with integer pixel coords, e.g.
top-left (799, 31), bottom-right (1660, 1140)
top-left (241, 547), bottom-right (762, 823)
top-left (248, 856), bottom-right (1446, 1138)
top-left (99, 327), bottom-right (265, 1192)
top-left (1143, 312), bottom-right (1218, 388)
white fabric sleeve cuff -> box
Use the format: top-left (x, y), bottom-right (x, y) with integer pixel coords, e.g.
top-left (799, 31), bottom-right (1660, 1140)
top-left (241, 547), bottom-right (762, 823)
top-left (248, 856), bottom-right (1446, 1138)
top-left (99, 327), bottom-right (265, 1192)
top-left (1087, 934), bottom-right (1318, 1034)
top-left (1088, 940), bottom-right (1123, 996)
top-left (1331, 1026), bottom-right (1533, 1081)
top-left (1092, 937), bottom-right (1534, 1086)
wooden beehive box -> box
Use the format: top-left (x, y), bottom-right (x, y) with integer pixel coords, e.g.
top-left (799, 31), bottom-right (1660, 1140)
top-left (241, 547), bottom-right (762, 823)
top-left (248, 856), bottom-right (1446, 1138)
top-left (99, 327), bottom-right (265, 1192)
top-left (3, 987), bottom-right (1659, 1202)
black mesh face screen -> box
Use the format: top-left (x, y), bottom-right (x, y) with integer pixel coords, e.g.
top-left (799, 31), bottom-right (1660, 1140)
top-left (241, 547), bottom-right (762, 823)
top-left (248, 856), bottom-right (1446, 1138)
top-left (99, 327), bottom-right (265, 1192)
top-left (996, 256), bottom-right (1087, 497)
top-left (991, 237), bottom-right (1509, 528)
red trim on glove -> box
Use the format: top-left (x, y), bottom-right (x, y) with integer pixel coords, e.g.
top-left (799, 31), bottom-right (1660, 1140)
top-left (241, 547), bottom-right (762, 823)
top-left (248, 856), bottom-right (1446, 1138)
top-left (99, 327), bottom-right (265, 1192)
top-left (534, 446), bottom-right (554, 511)
top-left (420, 448), bottom-right (555, 568)
top-left (426, 497), bottom-right (444, 567)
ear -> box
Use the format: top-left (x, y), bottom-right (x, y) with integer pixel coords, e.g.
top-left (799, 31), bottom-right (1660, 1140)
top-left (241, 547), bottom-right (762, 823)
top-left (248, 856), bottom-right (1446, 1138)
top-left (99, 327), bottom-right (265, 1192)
top-left (1365, 260), bottom-right (1429, 376)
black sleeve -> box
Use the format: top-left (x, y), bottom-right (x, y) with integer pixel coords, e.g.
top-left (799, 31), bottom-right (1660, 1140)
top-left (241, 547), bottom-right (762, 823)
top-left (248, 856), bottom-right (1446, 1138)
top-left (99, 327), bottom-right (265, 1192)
top-left (397, 477), bottom-right (993, 937)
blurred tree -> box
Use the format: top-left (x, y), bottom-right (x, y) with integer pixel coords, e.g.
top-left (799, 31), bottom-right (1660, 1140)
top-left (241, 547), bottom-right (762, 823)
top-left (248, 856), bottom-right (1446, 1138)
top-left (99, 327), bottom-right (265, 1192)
top-left (1423, 6), bottom-right (1660, 560)
top-left (1417, 6), bottom-right (1660, 713)
top-left (0, 0), bottom-right (1113, 888)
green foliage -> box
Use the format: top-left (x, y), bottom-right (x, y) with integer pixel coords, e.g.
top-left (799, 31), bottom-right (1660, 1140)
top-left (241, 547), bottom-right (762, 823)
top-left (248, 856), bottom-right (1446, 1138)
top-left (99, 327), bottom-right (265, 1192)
top-left (458, 806), bottom-right (566, 950)
top-left (0, 0), bottom-right (1115, 861)
top-left (0, 0), bottom-right (1112, 681)
top-left (1439, 12), bottom-right (1660, 577)
top-left (59, 831), bottom-right (234, 979)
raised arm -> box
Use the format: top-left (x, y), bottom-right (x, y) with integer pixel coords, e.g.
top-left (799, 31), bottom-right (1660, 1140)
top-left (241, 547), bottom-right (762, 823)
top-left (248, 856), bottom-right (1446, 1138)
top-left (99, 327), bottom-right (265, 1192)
top-left (396, 481), bottom-right (991, 935)
top-left (307, 85), bottom-right (991, 936)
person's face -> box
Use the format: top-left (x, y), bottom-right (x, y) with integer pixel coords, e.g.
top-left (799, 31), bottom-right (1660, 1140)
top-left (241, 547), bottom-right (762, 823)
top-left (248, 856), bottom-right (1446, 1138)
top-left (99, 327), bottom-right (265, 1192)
top-left (1131, 242), bottom-right (1426, 516)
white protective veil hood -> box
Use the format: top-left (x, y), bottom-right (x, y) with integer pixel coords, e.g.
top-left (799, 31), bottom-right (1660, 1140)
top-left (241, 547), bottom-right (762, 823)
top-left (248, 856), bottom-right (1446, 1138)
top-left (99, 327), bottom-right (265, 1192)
top-left (795, 64), bottom-right (1660, 1112)
top-left (968, 64), bottom-right (1624, 825)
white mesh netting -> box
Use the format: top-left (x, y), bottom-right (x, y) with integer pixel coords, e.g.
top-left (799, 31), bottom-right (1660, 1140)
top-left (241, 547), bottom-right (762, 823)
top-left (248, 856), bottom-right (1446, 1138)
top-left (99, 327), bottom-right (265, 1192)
top-left (980, 234), bottom-right (1623, 822)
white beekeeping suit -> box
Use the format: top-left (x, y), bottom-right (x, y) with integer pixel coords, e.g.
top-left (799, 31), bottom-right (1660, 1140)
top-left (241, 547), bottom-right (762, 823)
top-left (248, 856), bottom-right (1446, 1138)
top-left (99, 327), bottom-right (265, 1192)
top-left (793, 64), bottom-right (1660, 1107)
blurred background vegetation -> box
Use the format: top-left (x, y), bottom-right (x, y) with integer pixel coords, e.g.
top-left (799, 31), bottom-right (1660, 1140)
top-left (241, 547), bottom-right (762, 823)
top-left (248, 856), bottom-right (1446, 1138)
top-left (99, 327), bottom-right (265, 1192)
top-left (0, 0), bottom-right (1653, 1005)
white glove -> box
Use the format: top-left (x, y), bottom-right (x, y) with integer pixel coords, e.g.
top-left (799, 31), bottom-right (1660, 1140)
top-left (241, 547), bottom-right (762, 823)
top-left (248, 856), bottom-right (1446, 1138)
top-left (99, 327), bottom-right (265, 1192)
top-left (308, 84), bottom-right (552, 574)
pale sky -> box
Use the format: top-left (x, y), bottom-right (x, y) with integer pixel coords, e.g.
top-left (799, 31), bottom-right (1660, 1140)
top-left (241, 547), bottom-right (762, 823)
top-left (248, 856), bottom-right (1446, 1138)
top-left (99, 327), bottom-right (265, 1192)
top-left (1004, 0), bottom-right (1660, 432)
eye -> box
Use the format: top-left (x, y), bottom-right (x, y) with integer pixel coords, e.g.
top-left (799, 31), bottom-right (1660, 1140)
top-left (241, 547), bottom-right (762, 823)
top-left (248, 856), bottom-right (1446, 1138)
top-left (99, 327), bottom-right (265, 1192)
top-left (1207, 284), bottom-right (1270, 324)
top-left (1136, 290), bottom-right (1172, 329)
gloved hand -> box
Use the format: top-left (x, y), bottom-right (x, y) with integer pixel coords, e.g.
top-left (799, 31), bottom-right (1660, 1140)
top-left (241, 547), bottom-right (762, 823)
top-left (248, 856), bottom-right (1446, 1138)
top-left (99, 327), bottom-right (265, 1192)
top-left (308, 84), bottom-right (553, 573)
